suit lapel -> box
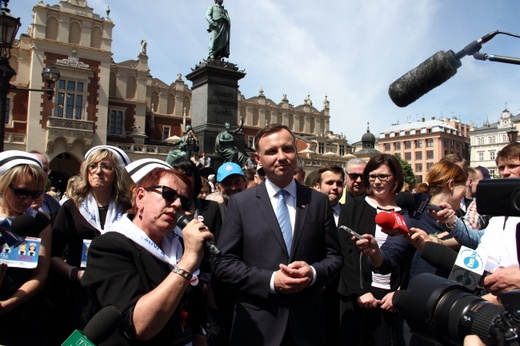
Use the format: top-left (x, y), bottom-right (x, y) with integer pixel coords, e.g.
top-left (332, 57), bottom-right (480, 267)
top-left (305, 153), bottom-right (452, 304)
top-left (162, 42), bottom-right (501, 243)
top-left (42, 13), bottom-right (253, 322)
top-left (291, 182), bottom-right (311, 257)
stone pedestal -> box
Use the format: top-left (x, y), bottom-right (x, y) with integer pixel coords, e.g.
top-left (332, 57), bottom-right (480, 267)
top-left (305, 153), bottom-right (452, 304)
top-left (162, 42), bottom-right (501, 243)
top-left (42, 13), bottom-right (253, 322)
top-left (186, 59), bottom-right (246, 167)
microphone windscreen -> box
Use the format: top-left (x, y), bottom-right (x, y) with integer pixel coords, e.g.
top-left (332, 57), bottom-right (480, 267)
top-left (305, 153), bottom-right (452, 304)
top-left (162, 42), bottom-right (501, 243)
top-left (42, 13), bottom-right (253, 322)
top-left (395, 192), bottom-right (416, 213)
top-left (420, 241), bottom-right (458, 272)
top-left (374, 212), bottom-right (395, 230)
top-left (388, 50), bottom-right (462, 107)
top-left (11, 214), bottom-right (36, 237)
top-left (391, 289), bottom-right (409, 310)
top-left (83, 306), bottom-right (122, 344)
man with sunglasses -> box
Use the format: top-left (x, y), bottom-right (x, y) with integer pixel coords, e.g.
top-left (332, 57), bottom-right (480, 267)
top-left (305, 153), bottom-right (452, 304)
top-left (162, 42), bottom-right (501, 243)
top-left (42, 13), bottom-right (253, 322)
top-left (344, 158), bottom-right (367, 203)
top-left (213, 124), bottom-right (342, 345)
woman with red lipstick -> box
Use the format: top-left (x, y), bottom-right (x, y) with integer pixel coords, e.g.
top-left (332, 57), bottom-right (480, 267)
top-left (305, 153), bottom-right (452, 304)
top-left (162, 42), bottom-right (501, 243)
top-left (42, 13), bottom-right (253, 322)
top-left (82, 167), bottom-right (213, 345)
top-left (0, 150), bottom-right (52, 344)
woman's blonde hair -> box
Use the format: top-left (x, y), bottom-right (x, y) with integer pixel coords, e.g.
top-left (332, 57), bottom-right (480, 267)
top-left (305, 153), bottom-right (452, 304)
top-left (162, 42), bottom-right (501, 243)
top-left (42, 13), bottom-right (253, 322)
top-left (71, 149), bottom-right (132, 207)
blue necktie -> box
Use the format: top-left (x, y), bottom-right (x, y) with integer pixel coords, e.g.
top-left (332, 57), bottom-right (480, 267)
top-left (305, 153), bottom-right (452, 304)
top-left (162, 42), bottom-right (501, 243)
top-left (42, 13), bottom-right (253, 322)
top-left (277, 189), bottom-right (292, 253)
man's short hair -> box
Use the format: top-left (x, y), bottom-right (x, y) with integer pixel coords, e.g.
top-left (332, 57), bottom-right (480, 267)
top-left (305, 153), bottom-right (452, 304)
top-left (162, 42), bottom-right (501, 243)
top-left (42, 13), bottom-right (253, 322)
top-left (496, 142), bottom-right (520, 165)
top-left (316, 164), bottom-right (345, 185)
top-left (254, 124), bottom-right (295, 152)
top-left (345, 158), bottom-right (366, 172)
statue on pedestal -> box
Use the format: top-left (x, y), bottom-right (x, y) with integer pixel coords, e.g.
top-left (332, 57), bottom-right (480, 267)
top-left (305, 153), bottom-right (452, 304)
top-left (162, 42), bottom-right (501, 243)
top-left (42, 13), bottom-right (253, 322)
top-left (215, 118), bottom-right (247, 167)
top-left (206, 0), bottom-right (230, 60)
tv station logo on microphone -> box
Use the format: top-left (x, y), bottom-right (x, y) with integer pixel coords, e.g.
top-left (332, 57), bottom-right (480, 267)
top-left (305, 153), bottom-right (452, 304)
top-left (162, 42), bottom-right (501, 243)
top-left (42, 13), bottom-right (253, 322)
top-left (449, 246), bottom-right (487, 290)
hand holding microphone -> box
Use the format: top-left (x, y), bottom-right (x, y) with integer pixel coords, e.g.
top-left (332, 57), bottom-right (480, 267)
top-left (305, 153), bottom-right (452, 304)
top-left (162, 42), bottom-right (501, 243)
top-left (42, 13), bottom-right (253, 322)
top-left (175, 213), bottom-right (219, 257)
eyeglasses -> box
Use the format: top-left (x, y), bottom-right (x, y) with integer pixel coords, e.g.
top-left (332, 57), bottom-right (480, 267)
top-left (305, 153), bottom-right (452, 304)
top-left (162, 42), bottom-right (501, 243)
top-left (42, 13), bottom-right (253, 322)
top-left (368, 173), bottom-right (394, 182)
top-left (347, 173), bottom-right (363, 181)
top-left (88, 163), bottom-right (114, 173)
top-left (144, 185), bottom-right (193, 211)
top-left (9, 185), bottom-right (44, 199)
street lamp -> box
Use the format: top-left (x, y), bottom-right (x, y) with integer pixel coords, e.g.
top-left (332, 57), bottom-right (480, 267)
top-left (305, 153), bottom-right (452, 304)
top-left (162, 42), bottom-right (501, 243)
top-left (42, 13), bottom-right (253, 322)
top-left (507, 125), bottom-right (518, 143)
top-left (0, 0), bottom-right (61, 151)
top-left (0, 0), bottom-right (20, 152)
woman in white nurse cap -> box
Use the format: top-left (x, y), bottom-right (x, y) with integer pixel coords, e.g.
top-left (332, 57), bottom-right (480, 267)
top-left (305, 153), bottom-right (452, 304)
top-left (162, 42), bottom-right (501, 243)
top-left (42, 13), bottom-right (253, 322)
top-left (50, 145), bottom-right (132, 334)
top-left (0, 150), bottom-right (52, 343)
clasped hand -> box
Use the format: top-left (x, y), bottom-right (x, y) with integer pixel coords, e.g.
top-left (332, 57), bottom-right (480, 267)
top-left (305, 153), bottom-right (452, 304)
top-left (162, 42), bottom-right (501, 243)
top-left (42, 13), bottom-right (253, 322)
top-left (274, 261), bottom-right (312, 294)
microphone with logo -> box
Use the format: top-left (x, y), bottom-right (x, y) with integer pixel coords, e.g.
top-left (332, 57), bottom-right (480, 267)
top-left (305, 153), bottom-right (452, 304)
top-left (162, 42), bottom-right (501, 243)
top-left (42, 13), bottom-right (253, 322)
top-left (62, 306), bottom-right (122, 346)
top-left (420, 241), bottom-right (487, 291)
top-left (374, 211), bottom-right (409, 236)
top-left (175, 213), bottom-right (220, 257)
top-left (388, 31), bottom-right (499, 107)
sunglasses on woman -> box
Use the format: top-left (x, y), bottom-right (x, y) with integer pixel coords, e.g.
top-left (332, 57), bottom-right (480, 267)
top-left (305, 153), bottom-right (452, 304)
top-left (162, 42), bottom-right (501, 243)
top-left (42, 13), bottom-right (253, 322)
top-left (144, 185), bottom-right (193, 212)
top-left (9, 185), bottom-right (44, 199)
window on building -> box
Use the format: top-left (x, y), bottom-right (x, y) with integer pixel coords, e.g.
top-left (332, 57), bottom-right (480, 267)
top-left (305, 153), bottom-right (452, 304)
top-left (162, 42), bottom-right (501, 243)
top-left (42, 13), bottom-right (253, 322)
top-left (248, 136), bottom-right (254, 149)
top-left (405, 152), bottom-right (411, 160)
top-left (426, 150), bottom-right (434, 159)
top-left (502, 134), bottom-right (507, 143)
top-left (490, 151), bottom-right (496, 161)
top-left (489, 136), bottom-right (496, 144)
top-left (415, 151), bottom-right (422, 160)
top-left (108, 109), bottom-right (125, 136)
top-left (444, 139), bottom-right (448, 146)
top-left (318, 142), bottom-right (324, 154)
top-left (339, 144), bottom-right (345, 156)
top-left (56, 79), bottom-right (85, 119)
top-left (384, 143), bottom-right (391, 151)
top-left (426, 138), bottom-right (434, 147)
top-left (415, 163), bottom-right (423, 172)
top-left (427, 162), bottom-right (434, 170)
top-left (415, 139), bottom-right (423, 148)
top-left (478, 152), bottom-right (484, 161)
top-left (162, 126), bottom-right (171, 141)
top-left (450, 140), bottom-right (454, 148)
top-left (394, 142), bottom-right (401, 150)
top-left (404, 141), bottom-right (411, 149)
top-left (489, 169), bottom-right (496, 177)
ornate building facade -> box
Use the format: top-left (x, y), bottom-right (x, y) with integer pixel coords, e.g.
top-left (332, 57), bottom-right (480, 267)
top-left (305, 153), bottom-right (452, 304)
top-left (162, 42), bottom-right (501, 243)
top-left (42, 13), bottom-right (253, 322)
top-left (6, 0), bottom-right (352, 190)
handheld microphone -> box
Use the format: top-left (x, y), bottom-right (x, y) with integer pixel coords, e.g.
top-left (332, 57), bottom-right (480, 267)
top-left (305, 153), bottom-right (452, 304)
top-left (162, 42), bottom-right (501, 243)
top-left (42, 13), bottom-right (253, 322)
top-left (395, 191), bottom-right (442, 219)
top-left (175, 213), bottom-right (221, 257)
top-left (388, 31), bottom-right (499, 107)
top-left (62, 306), bottom-right (122, 346)
top-left (374, 211), bottom-right (409, 236)
top-left (0, 214), bottom-right (35, 247)
top-left (420, 241), bottom-right (458, 272)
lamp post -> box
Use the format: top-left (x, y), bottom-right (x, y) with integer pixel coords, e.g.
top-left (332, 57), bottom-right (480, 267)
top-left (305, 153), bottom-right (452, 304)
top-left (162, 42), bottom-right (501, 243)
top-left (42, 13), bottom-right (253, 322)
top-left (0, 0), bottom-right (20, 152)
top-left (507, 126), bottom-right (518, 143)
top-left (0, 0), bottom-right (61, 151)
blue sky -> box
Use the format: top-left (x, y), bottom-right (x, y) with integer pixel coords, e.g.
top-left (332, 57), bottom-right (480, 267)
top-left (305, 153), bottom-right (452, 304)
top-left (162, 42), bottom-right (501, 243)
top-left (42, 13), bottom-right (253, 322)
top-left (10, 1), bottom-right (520, 143)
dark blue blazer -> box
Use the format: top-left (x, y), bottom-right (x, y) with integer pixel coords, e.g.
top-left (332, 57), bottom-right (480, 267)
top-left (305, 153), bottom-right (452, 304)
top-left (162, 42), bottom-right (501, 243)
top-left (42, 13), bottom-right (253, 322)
top-left (213, 180), bottom-right (343, 346)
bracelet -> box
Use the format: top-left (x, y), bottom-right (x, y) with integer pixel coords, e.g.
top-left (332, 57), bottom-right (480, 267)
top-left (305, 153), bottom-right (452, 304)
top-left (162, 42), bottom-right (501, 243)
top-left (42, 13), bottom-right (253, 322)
top-left (171, 265), bottom-right (192, 281)
top-left (68, 266), bottom-right (79, 281)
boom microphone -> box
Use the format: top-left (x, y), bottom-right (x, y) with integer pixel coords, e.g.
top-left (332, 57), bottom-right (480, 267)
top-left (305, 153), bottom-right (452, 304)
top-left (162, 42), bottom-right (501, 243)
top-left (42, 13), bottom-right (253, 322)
top-left (175, 213), bottom-right (221, 257)
top-left (374, 211), bottom-right (409, 236)
top-left (62, 306), bottom-right (122, 345)
top-left (388, 31), bottom-right (499, 107)
top-left (11, 214), bottom-right (36, 238)
top-left (420, 241), bottom-right (458, 272)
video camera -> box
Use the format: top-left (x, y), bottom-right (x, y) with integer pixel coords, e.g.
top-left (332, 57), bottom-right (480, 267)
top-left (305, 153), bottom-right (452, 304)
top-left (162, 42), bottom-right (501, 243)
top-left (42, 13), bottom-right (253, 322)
top-left (394, 178), bottom-right (520, 345)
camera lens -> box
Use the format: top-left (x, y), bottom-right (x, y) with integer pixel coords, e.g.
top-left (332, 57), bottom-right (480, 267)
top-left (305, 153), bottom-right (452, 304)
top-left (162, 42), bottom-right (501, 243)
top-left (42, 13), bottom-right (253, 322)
top-left (394, 273), bottom-right (504, 345)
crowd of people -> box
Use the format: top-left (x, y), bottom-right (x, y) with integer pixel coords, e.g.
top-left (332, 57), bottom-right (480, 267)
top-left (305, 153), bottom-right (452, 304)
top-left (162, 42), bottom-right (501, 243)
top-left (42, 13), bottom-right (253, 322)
top-left (0, 125), bottom-right (518, 345)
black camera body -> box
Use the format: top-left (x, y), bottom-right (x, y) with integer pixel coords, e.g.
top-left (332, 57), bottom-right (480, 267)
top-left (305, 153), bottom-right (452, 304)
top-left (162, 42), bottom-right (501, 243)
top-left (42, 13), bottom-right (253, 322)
top-left (476, 178), bottom-right (520, 216)
top-left (395, 273), bottom-right (520, 345)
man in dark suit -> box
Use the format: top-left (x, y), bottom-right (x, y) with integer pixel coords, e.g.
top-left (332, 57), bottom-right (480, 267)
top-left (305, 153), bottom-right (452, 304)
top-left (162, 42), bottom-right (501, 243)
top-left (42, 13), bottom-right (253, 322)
top-left (213, 124), bottom-right (343, 346)
top-left (314, 164), bottom-right (345, 345)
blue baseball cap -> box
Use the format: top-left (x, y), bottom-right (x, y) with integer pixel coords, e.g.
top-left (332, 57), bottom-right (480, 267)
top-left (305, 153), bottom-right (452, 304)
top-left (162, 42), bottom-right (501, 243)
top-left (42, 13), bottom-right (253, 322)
top-left (217, 162), bottom-right (244, 183)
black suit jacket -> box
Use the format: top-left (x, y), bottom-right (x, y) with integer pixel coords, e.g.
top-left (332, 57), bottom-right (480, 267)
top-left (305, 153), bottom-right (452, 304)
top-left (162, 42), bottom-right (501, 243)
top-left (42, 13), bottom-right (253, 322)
top-left (213, 180), bottom-right (343, 346)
